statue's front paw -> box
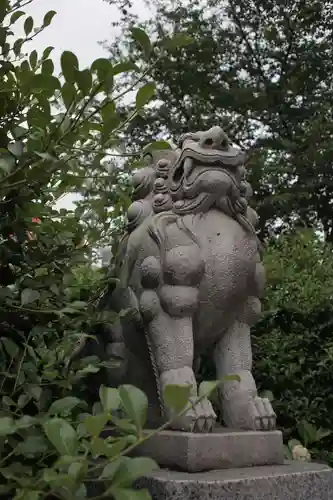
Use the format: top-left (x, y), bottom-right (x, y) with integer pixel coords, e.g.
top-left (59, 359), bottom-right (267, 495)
top-left (223, 396), bottom-right (276, 431)
top-left (169, 396), bottom-right (217, 433)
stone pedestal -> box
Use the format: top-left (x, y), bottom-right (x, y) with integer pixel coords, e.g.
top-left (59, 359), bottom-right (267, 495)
top-left (139, 461), bottom-right (333, 500)
top-left (135, 428), bottom-right (284, 472)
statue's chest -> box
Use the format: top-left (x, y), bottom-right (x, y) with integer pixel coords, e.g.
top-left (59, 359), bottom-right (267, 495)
top-left (193, 211), bottom-right (259, 299)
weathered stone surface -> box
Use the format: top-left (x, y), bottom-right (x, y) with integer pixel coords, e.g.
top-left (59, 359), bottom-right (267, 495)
top-left (139, 461), bottom-right (333, 500)
top-left (135, 428), bottom-right (284, 472)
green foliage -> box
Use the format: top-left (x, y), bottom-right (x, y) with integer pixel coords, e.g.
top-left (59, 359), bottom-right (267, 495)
top-left (253, 231), bottom-right (333, 463)
top-left (0, 383), bottom-right (159, 499)
top-left (0, 0), bottom-right (195, 497)
top-left (105, 0), bottom-right (333, 241)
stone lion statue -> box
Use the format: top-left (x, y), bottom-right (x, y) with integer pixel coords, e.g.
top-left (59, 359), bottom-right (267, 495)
top-left (77, 126), bottom-right (276, 434)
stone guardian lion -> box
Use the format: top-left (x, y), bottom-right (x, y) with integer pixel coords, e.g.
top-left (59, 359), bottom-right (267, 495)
top-left (82, 126), bottom-right (276, 434)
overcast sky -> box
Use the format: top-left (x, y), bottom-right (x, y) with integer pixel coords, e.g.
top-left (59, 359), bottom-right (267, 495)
top-left (14, 0), bottom-right (149, 71)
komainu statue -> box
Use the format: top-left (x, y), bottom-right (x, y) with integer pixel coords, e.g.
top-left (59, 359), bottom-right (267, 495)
top-left (87, 126), bottom-right (276, 433)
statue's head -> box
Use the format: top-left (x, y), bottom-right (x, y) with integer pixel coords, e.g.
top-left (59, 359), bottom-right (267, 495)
top-left (167, 126), bottom-right (249, 216)
top-left (126, 126), bottom-right (257, 233)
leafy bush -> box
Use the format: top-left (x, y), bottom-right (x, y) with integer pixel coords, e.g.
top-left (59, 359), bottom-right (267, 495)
top-left (252, 230), bottom-right (333, 461)
top-left (0, 1), bottom-right (194, 498)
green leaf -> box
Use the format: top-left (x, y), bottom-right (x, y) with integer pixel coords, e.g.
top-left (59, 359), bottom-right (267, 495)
top-left (104, 437), bottom-right (133, 458)
top-left (112, 61), bottom-right (138, 75)
top-left (260, 390), bottom-right (274, 402)
top-left (16, 435), bottom-right (49, 456)
top-left (21, 288), bottom-right (40, 306)
top-left (68, 461), bottom-right (84, 478)
top-left (16, 416), bottom-right (36, 430)
top-left (10, 11), bottom-right (25, 24)
top-left (91, 58), bottom-right (113, 92)
top-left (42, 46), bottom-right (54, 59)
top-left (13, 38), bottom-right (23, 56)
top-left (283, 444), bottom-right (293, 460)
top-left (83, 414), bottom-right (109, 438)
top-left (142, 141), bottom-right (172, 154)
top-left (43, 418), bottom-right (78, 455)
top-left (61, 51), bottom-right (79, 82)
top-left (30, 74), bottom-right (60, 92)
top-left (288, 438), bottom-right (302, 451)
top-left (8, 141), bottom-right (23, 157)
top-left (119, 385), bottom-right (148, 432)
top-left (101, 101), bottom-right (117, 132)
top-left (1, 338), bottom-right (19, 358)
top-left (91, 57), bottom-right (111, 75)
top-left (18, 394), bottom-right (31, 408)
top-left (315, 428), bottom-right (332, 442)
top-left (111, 488), bottom-right (152, 500)
top-left (112, 457), bottom-right (158, 488)
top-left (131, 27), bottom-right (152, 58)
top-left (163, 384), bottom-right (192, 413)
top-left (135, 82), bottom-right (155, 109)
top-left (76, 69), bottom-right (92, 95)
top-left (101, 457), bottom-right (129, 480)
top-left (14, 491), bottom-right (40, 500)
top-left (43, 10), bottom-right (56, 27)
top-left (48, 397), bottom-right (83, 415)
top-left (0, 27), bottom-right (5, 46)
top-left (24, 16), bottom-right (34, 36)
top-left (42, 59), bottom-right (54, 75)
top-left (13, 126), bottom-right (28, 139)
top-left (165, 33), bottom-right (193, 50)
top-left (223, 374), bottom-right (241, 382)
top-left (198, 380), bottom-right (219, 399)
top-left (0, 154), bottom-right (15, 172)
top-left (0, 417), bottom-right (15, 436)
top-left (99, 385), bottom-right (121, 411)
top-left (29, 50), bottom-right (38, 69)
top-left (297, 420), bottom-right (317, 446)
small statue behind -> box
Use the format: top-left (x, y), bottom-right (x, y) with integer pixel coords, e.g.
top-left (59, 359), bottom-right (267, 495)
top-left (83, 126), bottom-right (276, 434)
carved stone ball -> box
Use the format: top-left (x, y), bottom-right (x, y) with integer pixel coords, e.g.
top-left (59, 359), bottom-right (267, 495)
top-left (140, 256), bottom-right (161, 289)
top-left (127, 201), bottom-right (142, 222)
top-left (127, 200), bottom-right (151, 232)
top-left (163, 245), bottom-right (204, 286)
top-left (154, 178), bottom-right (168, 193)
top-left (156, 159), bottom-right (170, 179)
top-left (132, 167), bottom-right (155, 200)
top-left (159, 285), bottom-right (199, 317)
top-left (139, 289), bottom-right (161, 322)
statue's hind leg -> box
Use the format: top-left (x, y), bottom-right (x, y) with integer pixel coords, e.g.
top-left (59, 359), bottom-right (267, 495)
top-left (139, 246), bottom-right (216, 433)
top-left (214, 296), bottom-right (276, 431)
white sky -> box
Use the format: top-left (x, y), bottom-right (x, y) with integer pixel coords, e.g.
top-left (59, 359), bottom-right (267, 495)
top-left (14, 0), bottom-right (148, 70)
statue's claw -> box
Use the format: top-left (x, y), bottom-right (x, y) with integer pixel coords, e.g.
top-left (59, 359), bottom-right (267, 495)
top-left (223, 395), bottom-right (276, 431)
top-left (169, 396), bottom-right (217, 433)
top-left (252, 397), bottom-right (276, 431)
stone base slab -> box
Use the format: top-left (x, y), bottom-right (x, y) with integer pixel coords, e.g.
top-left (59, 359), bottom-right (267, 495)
top-left (135, 428), bottom-right (284, 472)
top-left (139, 461), bottom-right (333, 500)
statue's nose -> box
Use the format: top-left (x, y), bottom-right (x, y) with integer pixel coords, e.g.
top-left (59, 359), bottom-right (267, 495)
top-left (198, 126), bottom-right (229, 150)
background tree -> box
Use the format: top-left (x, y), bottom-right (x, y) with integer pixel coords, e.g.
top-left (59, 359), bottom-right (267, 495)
top-left (104, 0), bottom-right (333, 240)
top-left (102, 0), bottom-right (333, 462)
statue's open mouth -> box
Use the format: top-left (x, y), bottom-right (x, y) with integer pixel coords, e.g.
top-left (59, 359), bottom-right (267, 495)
top-left (184, 163), bottom-right (238, 189)
top-left (170, 141), bottom-right (245, 197)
